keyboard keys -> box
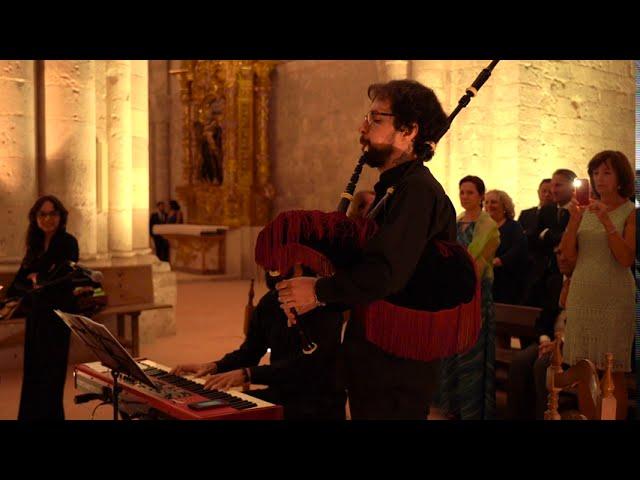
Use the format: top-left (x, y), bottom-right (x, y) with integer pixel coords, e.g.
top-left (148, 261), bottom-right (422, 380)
top-left (139, 365), bottom-right (257, 410)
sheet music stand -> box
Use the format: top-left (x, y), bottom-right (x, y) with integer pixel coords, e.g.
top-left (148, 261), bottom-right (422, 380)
top-left (54, 309), bottom-right (159, 420)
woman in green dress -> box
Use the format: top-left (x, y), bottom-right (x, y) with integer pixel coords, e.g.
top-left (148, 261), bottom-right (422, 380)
top-left (559, 150), bottom-right (636, 419)
top-left (439, 175), bottom-right (500, 420)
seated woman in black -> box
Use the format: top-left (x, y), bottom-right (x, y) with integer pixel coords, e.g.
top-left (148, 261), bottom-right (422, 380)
top-left (7, 195), bottom-right (79, 420)
top-left (171, 266), bottom-right (346, 420)
top-left (485, 189), bottom-right (529, 305)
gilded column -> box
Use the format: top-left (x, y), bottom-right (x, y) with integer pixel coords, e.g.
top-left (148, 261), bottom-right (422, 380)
top-left (236, 62), bottom-right (255, 225)
top-left (222, 61), bottom-right (242, 226)
top-left (252, 61), bottom-right (276, 225)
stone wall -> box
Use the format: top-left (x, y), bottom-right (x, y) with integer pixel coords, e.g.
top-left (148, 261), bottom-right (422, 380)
top-left (271, 60), bottom-right (635, 216)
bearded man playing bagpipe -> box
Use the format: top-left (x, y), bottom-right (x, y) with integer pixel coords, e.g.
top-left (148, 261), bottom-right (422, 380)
top-left (259, 70), bottom-right (497, 420)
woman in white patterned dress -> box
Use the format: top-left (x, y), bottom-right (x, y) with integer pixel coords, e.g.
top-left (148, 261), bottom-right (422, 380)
top-left (559, 150), bottom-right (636, 419)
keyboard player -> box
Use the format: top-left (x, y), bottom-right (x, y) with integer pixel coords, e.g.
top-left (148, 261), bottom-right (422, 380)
top-left (172, 266), bottom-right (346, 420)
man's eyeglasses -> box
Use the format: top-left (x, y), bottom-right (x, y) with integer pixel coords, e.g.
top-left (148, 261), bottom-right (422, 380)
top-left (364, 110), bottom-right (395, 127)
top-left (37, 211), bottom-right (60, 219)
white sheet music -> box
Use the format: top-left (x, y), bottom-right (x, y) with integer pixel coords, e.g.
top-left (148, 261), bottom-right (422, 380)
top-left (54, 309), bottom-right (156, 389)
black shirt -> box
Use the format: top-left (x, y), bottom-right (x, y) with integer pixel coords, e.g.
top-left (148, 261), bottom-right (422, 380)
top-left (315, 160), bottom-right (456, 305)
top-left (214, 290), bottom-right (344, 397)
top-left (7, 231), bottom-right (79, 311)
top-left (493, 218), bottom-right (528, 304)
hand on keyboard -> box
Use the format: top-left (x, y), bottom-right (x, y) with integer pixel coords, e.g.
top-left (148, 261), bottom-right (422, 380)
top-left (203, 369), bottom-right (245, 390)
top-left (171, 361), bottom-right (217, 377)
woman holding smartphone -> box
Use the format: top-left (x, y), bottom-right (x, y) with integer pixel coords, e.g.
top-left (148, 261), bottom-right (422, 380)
top-left (558, 150), bottom-right (636, 419)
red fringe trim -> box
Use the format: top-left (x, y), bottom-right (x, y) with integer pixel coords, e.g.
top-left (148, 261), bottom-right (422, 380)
top-left (271, 243), bottom-right (335, 278)
top-left (256, 210), bottom-right (481, 362)
top-left (354, 275), bottom-right (482, 362)
top-left (255, 210), bottom-right (378, 272)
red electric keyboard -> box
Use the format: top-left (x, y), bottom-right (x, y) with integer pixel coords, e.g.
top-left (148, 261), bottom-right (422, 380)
top-left (74, 359), bottom-right (283, 420)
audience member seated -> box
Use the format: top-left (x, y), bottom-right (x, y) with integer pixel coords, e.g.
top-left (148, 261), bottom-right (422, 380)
top-left (506, 246), bottom-right (574, 420)
top-left (171, 265), bottom-right (346, 420)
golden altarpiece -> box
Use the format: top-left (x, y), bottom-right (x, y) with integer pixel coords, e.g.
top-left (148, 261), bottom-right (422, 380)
top-left (174, 60), bottom-right (277, 226)
top-left (163, 60), bottom-right (277, 274)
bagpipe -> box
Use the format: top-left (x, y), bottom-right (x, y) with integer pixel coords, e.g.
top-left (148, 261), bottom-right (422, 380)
top-left (255, 61), bottom-right (499, 361)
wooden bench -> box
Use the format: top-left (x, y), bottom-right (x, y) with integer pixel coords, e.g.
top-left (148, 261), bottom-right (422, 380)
top-left (495, 302), bottom-right (542, 365)
top-left (0, 264), bottom-right (172, 357)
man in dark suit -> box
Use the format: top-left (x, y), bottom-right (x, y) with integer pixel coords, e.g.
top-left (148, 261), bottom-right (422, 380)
top-left (150, 201), bottom-right (169, 261)
top-left (522, 170), bottom-right (576, 312)
top-left (518, 178), bottom-right (553, 306)
top-left (518, 178), bottom-right (553, 235)
top-left (535, 169), bottom-right (576, 315)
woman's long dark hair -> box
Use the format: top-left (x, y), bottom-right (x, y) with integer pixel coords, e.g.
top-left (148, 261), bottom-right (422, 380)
top-left (23, 195), bottom-right (69, 267)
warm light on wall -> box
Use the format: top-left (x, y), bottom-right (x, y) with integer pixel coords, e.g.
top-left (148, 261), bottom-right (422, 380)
top-left (413, 60), bottom-right (633, 217)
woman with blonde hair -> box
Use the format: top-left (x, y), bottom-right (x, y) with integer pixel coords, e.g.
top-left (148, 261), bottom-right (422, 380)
top-left (485, 189), bottom-right (529, 304)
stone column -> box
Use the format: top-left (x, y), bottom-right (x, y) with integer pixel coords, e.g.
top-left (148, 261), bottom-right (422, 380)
top-left (131, 60), bottom-right (151, 255)
top-left (106, 60), bottom-right (134, 258)
top-left (383, 60), bottom-right (410, 80)
top-left (95, 60), bottom-right (110, 259)
top-left (43, 60), bottom-right (97, 260)
top-left (0, 60), bottom-right (37, 268)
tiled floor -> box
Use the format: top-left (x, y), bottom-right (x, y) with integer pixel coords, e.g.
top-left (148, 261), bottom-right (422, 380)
top-left (1, 276), bottom-right (454, 420)
top-left (0, 277), bottom-right (269, 420)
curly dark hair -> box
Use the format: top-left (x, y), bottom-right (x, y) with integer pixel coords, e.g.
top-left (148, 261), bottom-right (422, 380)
top-left (24, 195), bottom-right (69, 266)
top-left (587, 150), bottom-right (635, 200)
top-left (367, 80), bottom-right (448, 162)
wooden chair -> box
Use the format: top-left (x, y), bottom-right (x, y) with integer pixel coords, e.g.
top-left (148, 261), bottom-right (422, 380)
top-left (544, 332), bottom-right (617, 420)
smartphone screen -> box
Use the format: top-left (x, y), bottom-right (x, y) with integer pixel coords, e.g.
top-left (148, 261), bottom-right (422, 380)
top-left (574, 178), bottom-right (590, 206)
top-left (187, 399), bottom-right (228, 411)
